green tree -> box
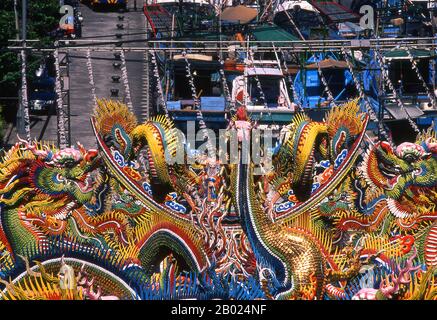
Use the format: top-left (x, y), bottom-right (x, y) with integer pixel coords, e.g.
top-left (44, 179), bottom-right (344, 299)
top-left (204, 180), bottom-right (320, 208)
top-left (0, 8), bottom-right (20, 97)
top-left (0, 0), bottom-right (60, 122)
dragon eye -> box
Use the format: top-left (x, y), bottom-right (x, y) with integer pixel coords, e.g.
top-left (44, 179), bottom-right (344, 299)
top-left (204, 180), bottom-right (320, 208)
top-left (421, 153), bottom-right (432, 160)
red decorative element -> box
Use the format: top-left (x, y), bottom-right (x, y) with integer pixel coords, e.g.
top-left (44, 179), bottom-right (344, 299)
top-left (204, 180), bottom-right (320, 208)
top-left (122, 166), bottom-right (142, 181)
top-left (236, 106), bottom-right (248, 121)
top-left (85, 149), bottom-right (99, 162)
top-left (318, 166), bottom-right (334, 185)
top-left (424, 223), bottom-right (437, 268)
top-left (392, 235), bottom-right (415, 254)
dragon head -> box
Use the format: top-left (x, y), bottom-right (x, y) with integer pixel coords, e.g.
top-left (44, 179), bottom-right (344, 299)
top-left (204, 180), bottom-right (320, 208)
top-left (0, 140), bottom-right (101, 224)
top-left (360, 129), bottom-right (437, 219)
top-left (272, 100), bottom-right (367, 205)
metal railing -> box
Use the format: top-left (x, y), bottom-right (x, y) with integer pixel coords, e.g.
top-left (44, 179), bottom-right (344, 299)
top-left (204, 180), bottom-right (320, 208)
top-left (7, 36), bottom-right (437, 53)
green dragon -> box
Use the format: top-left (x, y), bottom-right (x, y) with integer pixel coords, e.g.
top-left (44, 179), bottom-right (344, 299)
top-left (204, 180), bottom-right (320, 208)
top-left (1, 98), bottom-right (436, 300)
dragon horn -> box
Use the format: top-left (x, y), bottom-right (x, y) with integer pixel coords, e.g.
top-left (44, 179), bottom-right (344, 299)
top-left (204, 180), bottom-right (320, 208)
top-left (77, 142), bottom-right (86, 154)
top-left (16, 135), bottom-right (28, 144)
top-left (407, 247), bottom-right (417, 265)
top-left (425, 137), bottom-right (437, 153)
top-left (17, 255), bottom-right (39, 277)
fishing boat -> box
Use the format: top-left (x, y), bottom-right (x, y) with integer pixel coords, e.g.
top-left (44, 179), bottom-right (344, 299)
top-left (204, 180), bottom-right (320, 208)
top-left (166, 54), bottom-right (225, 112)
top-left (376, 0), bottom-right (434, 37)
top-left (231, 59), bottom-right (293, 109)
top-left (293, 52), bottom-right (356, 111)
top-left (363, 47), bottom-right (437, 140)
top-left (161, 54), bottom-right (229, 131)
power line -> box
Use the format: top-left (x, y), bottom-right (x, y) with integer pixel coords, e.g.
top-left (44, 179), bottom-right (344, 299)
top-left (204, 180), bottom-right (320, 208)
top-left (8, 36), bottom-right (437, 53)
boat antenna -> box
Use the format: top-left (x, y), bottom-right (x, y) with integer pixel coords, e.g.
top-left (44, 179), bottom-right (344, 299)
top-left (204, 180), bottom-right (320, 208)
top-left (374, 47), bottom-right (420, 135)
top-left (181, 50), bottom-right (215, 158)
top-left (341, 46), bottom-right (394, 146)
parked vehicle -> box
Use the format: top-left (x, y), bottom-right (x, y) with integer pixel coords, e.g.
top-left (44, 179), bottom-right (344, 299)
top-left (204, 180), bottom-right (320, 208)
top-left (29, 58), bottom-right (57, 115)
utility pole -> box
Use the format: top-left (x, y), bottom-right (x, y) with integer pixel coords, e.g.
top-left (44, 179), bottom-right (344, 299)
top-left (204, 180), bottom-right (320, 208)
top-left (21, 0), bottom-right (26, 55)
top-left (17, 0), bottom-right (31, 141)
top-left (142, 2), bottom-right (151, 122)
top-left (15, 0), bottom-right (24, 137)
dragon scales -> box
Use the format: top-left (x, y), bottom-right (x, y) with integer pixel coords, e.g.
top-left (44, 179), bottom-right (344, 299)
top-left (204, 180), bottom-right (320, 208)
top-left (0, 99), bottom-right (435, 300)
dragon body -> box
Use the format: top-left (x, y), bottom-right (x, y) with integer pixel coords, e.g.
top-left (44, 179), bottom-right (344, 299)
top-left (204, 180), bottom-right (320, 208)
top-left (0, 98), bottom-right (436, 300)
top-left (227, 101), bottom-right (369, 299)
top-left (231, 157), bottom-right (326, 299)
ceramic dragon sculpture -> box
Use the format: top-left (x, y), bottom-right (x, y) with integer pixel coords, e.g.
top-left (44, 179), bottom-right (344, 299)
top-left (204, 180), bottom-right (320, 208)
top-left (0, 98), bottom-right (436, 300)
top-left (0, 140), bottom-right (103, 259)
top-left (317, 127), bottom-right (437, 268)
top-left (228, 102), bottom-right (374, 299)
top-left (304, 122), bottom-right (437, 300)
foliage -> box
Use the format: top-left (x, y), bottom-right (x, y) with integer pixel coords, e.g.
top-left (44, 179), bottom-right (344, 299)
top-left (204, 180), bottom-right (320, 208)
top-left (0, 0), bottom-right (60, 98)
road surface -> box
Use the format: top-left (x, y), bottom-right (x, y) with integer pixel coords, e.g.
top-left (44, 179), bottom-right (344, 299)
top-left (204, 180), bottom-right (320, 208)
top-left (5, 1), bottom-right (148, 149)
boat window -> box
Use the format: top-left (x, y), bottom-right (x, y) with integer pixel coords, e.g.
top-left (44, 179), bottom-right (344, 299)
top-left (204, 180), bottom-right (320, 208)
top-left (388, 60), bottom-right (430, 95)
top-left (174, 72), bottom-right (192, 100)
top-left (210, 72), bottom-right (222, 97)
top-left (323, 69), bottom-right (347, 97)
top-left (305, 69), bottom-right (347, 98)
top-left (248, 76), bottom-right (281, 107)
top-left (173, 68), bottom-right (222, 100)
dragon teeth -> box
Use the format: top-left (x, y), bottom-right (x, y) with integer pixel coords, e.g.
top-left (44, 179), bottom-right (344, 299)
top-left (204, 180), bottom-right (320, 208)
top-left (386, 198), bottom-right (413, 219)
top-left (54, 206), bottom-right (74, 220)
top-left (54, 212), bottom-right (66, 220)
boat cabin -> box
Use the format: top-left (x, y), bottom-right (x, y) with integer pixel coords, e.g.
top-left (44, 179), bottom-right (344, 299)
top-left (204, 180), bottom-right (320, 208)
top-left (294, 54), bottom-right (355, 108)
top-left (230, 59), bottom-right (293, 111)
